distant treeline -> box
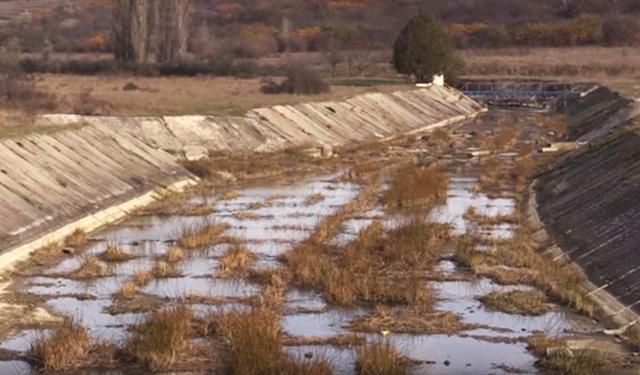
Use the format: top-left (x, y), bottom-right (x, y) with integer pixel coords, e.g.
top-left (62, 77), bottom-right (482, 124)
top-left (0, 0), bottom-right (638, 58)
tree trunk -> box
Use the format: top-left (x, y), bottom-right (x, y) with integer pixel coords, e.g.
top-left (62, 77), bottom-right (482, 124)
top-left (112, 0), bottom-right (191, 64)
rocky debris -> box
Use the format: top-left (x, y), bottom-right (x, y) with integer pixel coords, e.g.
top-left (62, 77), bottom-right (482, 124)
top-left (183, 145), bottom-right (209, 161)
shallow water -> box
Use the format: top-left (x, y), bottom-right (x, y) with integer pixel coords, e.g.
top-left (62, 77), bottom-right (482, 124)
top-left (0, 174), bottom-right (601, 374)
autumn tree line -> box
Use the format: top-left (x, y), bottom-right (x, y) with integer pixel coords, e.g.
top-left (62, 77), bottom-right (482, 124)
top-left (0, 0), bottom-right (638, 66)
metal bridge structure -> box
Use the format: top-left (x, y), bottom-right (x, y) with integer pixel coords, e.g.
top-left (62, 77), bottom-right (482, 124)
top-left (459, 81), bottom-right (594, 107)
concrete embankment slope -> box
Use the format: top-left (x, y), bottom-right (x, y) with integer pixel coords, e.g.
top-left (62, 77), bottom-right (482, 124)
top-left (1, 86), bottom-right (483, 267)
top-left (536, 87), bottom-right (640, 317)
top-left (0, 124), bottom-right (194, 254)
top-left (38, 85), bottom-right (483, 155)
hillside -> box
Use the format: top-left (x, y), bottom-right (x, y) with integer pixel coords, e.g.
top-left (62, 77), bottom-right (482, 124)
top-left (0, 0), bottom-right (638, 55)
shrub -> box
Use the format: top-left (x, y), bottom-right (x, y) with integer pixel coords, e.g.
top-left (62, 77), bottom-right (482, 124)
top-left (261, 65), bottom-right (330, 95)
top-left (29, 319), bottom-right (92, 371)
top-left (0, 41), bottom-right (56, 112)
top-left (18, 56), bottom-right (273, 78)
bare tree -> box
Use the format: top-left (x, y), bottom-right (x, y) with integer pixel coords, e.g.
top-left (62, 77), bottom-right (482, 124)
top-left (112, 0), bottom-right (191, 64)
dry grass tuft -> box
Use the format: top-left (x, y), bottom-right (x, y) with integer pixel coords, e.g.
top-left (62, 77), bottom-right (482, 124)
top-left (181, 204), bottom-right (215, 216)
top-left (100, 244), bottom-right (133, 263)
top-left (233, 211), bottom-right (258, 221)
top-left (539, 348), bottom-right (604, 375)
top-left (165, 247), bottom-right (185, 264)
top-left (304, 193), bottom-right (325, 206)
top-left (383, 165), bottom-right (449, 210)
top-left (252, 269), bottom-right (289, 311)
top-left (356, 341), bottom-right (409, 375)
top-left (528, 334), bottom-right (560, 357)
top-left (152, 261), bottom-right (179, 279)
top-left (29, 318), bottom-right (92, 371)
top-left (127, 305), bottom-right (193, 371)
top-left (218, 309), bottom-right (332, 375)
top-left (351, 306), bottom-right (468, 335)
top-left (480, 290), bottom-right (550, 316)
top-left (132, 270), bottom-right (152, 287)
top-left (71, 257), bottom-right (111, 279)
top-left (528, 334), bottom-right (606, 374)
top-left (247, 202), bottom-right (265, 210)
top-left (464, 207), bottom-right (519, 226)
top-left (118, 281), bottom-right (138, 300)
top-left (178, 222), bottom-right (230, 249)
top-left (222, 191), bottom-right (240, 201)
top-left (65, 229), bottom-right (88, 248)
top-left (218, 245), bottom-right (256, 279)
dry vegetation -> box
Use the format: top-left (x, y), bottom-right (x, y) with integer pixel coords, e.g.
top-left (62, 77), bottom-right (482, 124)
top-left (100, 244), bottom-right (133, 262)
top-left (165, 247), bottom-right (185, 264)
top-left (218, 244), bottom-right (255, 279)
top-left (304, 193), bottom-right (325, 206)
top-left (132, 270), bottom-right (152, 287)
top-left (32, 75), bottom-right (408, 117)
top-left (461, 47), bottom-right (640, 81)
top-left (178, 222), bottom-right (230, 249)
top-left (383, 165), bottom-right (449, 210)
top-left (29, 318), bottom-right (93, 371)
top-left (527, 335), bottom-right (606, 375)
top-left (286, 217), bottom-right (448, 307)
top-left (480, 290), bottom-right (550, 316)
top-left (356, 341), bottom-right (409, 375)
top-left (351, 306), bottom-right (469, 335)
top-left (64, 228), bottom-right (88, 248)
top-left (70, 257), bottom-right (111, 279)
top-left (127, 305), bottom-right (194, 371)
top-left (455, 232), bottom-right (595, 316)
top-left (152, 261), bottom-right (180, 279)
top-left (118, 281), bottom-right (138, 300)
top-left (218, 309), bottom-right (332, 375)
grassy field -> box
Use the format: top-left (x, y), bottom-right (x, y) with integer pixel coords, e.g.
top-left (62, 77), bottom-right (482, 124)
top-left (33, 75), bottom-right (410, 117)
top-left (460, 47), bottom-right (640, 97)
top-left (0, 46), bottom-right (637, 126)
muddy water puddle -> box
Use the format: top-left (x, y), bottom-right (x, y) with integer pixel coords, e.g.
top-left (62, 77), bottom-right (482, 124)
top-left (0, 174), bottom-right (601, 374)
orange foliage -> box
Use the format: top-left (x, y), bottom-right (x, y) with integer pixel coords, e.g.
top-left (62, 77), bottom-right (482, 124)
top-left (88, 33), bottom-right (107, 51)
top-left (216, 3), bottom-right (244, 21)
top-left (294, 26), bottom-right (322, 41)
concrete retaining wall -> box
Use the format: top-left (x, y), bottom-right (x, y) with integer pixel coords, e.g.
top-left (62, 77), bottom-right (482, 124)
top-left (37, 85), bottom-right (483, 155)
top-left (0, 124), bottom-right (194, 253)
top-left (536, 87), bottom-right (640, 320)
top-left (0, 85), bottom-right (483, 267)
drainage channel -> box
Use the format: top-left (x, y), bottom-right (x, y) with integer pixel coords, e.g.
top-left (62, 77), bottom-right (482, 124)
top-left (0, 108), bottom-right (626, 374)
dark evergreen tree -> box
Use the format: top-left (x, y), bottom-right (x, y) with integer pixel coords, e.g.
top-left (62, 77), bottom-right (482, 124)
top-left (393, 14), bottom-right (460, 83)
